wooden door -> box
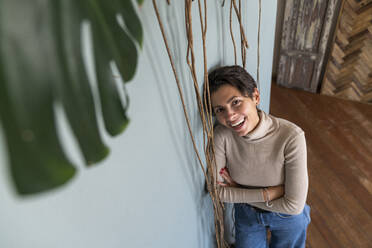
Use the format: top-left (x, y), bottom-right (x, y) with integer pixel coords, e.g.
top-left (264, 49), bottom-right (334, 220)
top-left (276, 0), bottom-right (342, 93)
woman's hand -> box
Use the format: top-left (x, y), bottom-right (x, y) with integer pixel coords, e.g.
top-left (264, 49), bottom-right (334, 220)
top-left (264, 185), bottom-right (284, 201)
top-left (217, 167), bottom-right (284, 201)
top-left (218, 167), bottom-right (239, 187)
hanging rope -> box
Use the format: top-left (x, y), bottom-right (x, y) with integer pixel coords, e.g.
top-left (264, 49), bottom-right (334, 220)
top-left (231, 0), bottom-right (249, 68)
top-left (229, 0), bottom-right (237, 65)
top-left (257, 0), bottom-right (261, 87)
top-left (152, 0), bottom-right (208, 183)
top-left (152, 1), bottom-right (262, 247)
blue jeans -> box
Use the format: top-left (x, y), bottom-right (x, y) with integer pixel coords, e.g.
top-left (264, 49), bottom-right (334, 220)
top-left (234, 203), bottom-right (311, 248)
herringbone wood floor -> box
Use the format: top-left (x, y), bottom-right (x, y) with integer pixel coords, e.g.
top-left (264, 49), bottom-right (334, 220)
top-left (270, 83), bottom-right (372, 248)
top-left (321, 0), bottom-right (372, 104)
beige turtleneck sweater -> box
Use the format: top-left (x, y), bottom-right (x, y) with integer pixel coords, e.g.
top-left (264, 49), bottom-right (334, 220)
top-left (213, 110), bottom-right (308, 215)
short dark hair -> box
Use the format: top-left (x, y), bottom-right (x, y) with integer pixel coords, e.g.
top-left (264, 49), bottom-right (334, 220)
top-left (207, 65), bottom-right (257, 98)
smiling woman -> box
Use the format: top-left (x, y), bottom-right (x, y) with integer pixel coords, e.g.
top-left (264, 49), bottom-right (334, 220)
top-left (211, 84), bottom-right (260, 136)
top-left (208, 65), bottom-right (311, 248)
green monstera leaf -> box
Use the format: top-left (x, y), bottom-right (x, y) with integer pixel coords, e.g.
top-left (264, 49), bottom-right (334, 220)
top-left (0, 0), bottom-right (143, 195)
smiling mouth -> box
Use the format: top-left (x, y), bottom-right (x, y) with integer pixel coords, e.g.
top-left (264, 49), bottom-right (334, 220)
top-left (230, 118), bottom-right (246, 130)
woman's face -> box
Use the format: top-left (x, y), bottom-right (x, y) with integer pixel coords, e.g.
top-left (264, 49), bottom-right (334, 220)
top-left (211, 84), bottom-right (260, 136)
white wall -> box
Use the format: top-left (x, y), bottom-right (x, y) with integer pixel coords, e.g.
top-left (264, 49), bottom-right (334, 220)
top-left (0, 1), bottom-right (277, 247)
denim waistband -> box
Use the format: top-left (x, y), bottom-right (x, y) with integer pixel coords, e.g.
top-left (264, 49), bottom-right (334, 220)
top-left (235, 203), bottom-right (271, 213)
top-left (250, 205), bottom-right (271, 213)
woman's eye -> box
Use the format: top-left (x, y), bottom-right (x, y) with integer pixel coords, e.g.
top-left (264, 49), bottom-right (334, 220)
top-left (215, 108), bottom-right (223, 114)
top-left (232, 99), bottom-right (241, 105)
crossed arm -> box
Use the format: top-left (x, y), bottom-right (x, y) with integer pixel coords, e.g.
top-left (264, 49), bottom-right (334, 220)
top-left (218, 167), bottom-right (284, 202)
top-left (216, 132), bottom-right (308, 215)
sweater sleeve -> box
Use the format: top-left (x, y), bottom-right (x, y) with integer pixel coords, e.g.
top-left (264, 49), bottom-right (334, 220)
top-left (250, 132), bottom-right (308, 214)
top-left (213, 128), bottom-right (265, 203)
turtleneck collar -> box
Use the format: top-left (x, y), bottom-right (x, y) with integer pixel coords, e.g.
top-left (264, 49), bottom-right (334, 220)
top-left (241, 110), bottom-right (277, 142)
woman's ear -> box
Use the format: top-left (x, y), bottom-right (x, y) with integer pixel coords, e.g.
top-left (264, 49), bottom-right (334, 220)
top-left (253, 88), bottom-right (260, 105)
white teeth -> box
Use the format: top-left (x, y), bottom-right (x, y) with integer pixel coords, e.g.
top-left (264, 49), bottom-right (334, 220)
top-left (231, 118), bottom-right (244, 127)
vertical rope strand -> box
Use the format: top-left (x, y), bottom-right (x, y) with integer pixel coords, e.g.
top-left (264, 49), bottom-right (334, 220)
top-left (197, 0), bottom-right (228, 246)
top-left (185, 0), bottom-right (210, 162)
top-left (238, 0), bottom-right (245, 67)
top-left (153, 1), bottom-right (257, 247)
top-left (229, 0), bottom-right (237, 65)
top-left (152, 0), bottom-right (208, 183)
top-left (257, 0), bottom-right (262, 87)
top-left (232, 0), bottom-right (249, 68)
top-left (238, 0), bottom-right (247, 68)
top-left (152, 1), bottom-right (228, 247)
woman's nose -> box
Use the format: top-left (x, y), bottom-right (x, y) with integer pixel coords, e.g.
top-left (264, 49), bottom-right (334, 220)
top-left (225, 109), bottom-right (236, 120)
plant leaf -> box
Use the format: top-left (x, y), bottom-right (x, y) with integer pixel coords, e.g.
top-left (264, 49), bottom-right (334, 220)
top-left (0, 0), bottom-right (143, 195)
top-left (52, 1), bottom-right (110, 164)
top-left (93, 37), bottom-right (130, 136)
top-left (0, 0), bottom-right (76, 194)
top-left (87, 0), bottom-right (139, 82)
top-left (117, 0), bottom-right (143, 47)
top-left (0, 0), bottom-right (143, 194)
top-left (137, 0), bottom-right (145, 6)
top-left (86, 0), bottom-right (138, 135)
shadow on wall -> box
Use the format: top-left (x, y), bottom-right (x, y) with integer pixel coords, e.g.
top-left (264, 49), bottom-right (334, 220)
top-left (140, 4), bottom-right (215, 247)
top-left (138, 0), bottom-right (273, 245)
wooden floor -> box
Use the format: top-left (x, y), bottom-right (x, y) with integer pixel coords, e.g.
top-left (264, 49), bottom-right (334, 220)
top-left (270, 83), bottom-right (372, 248)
